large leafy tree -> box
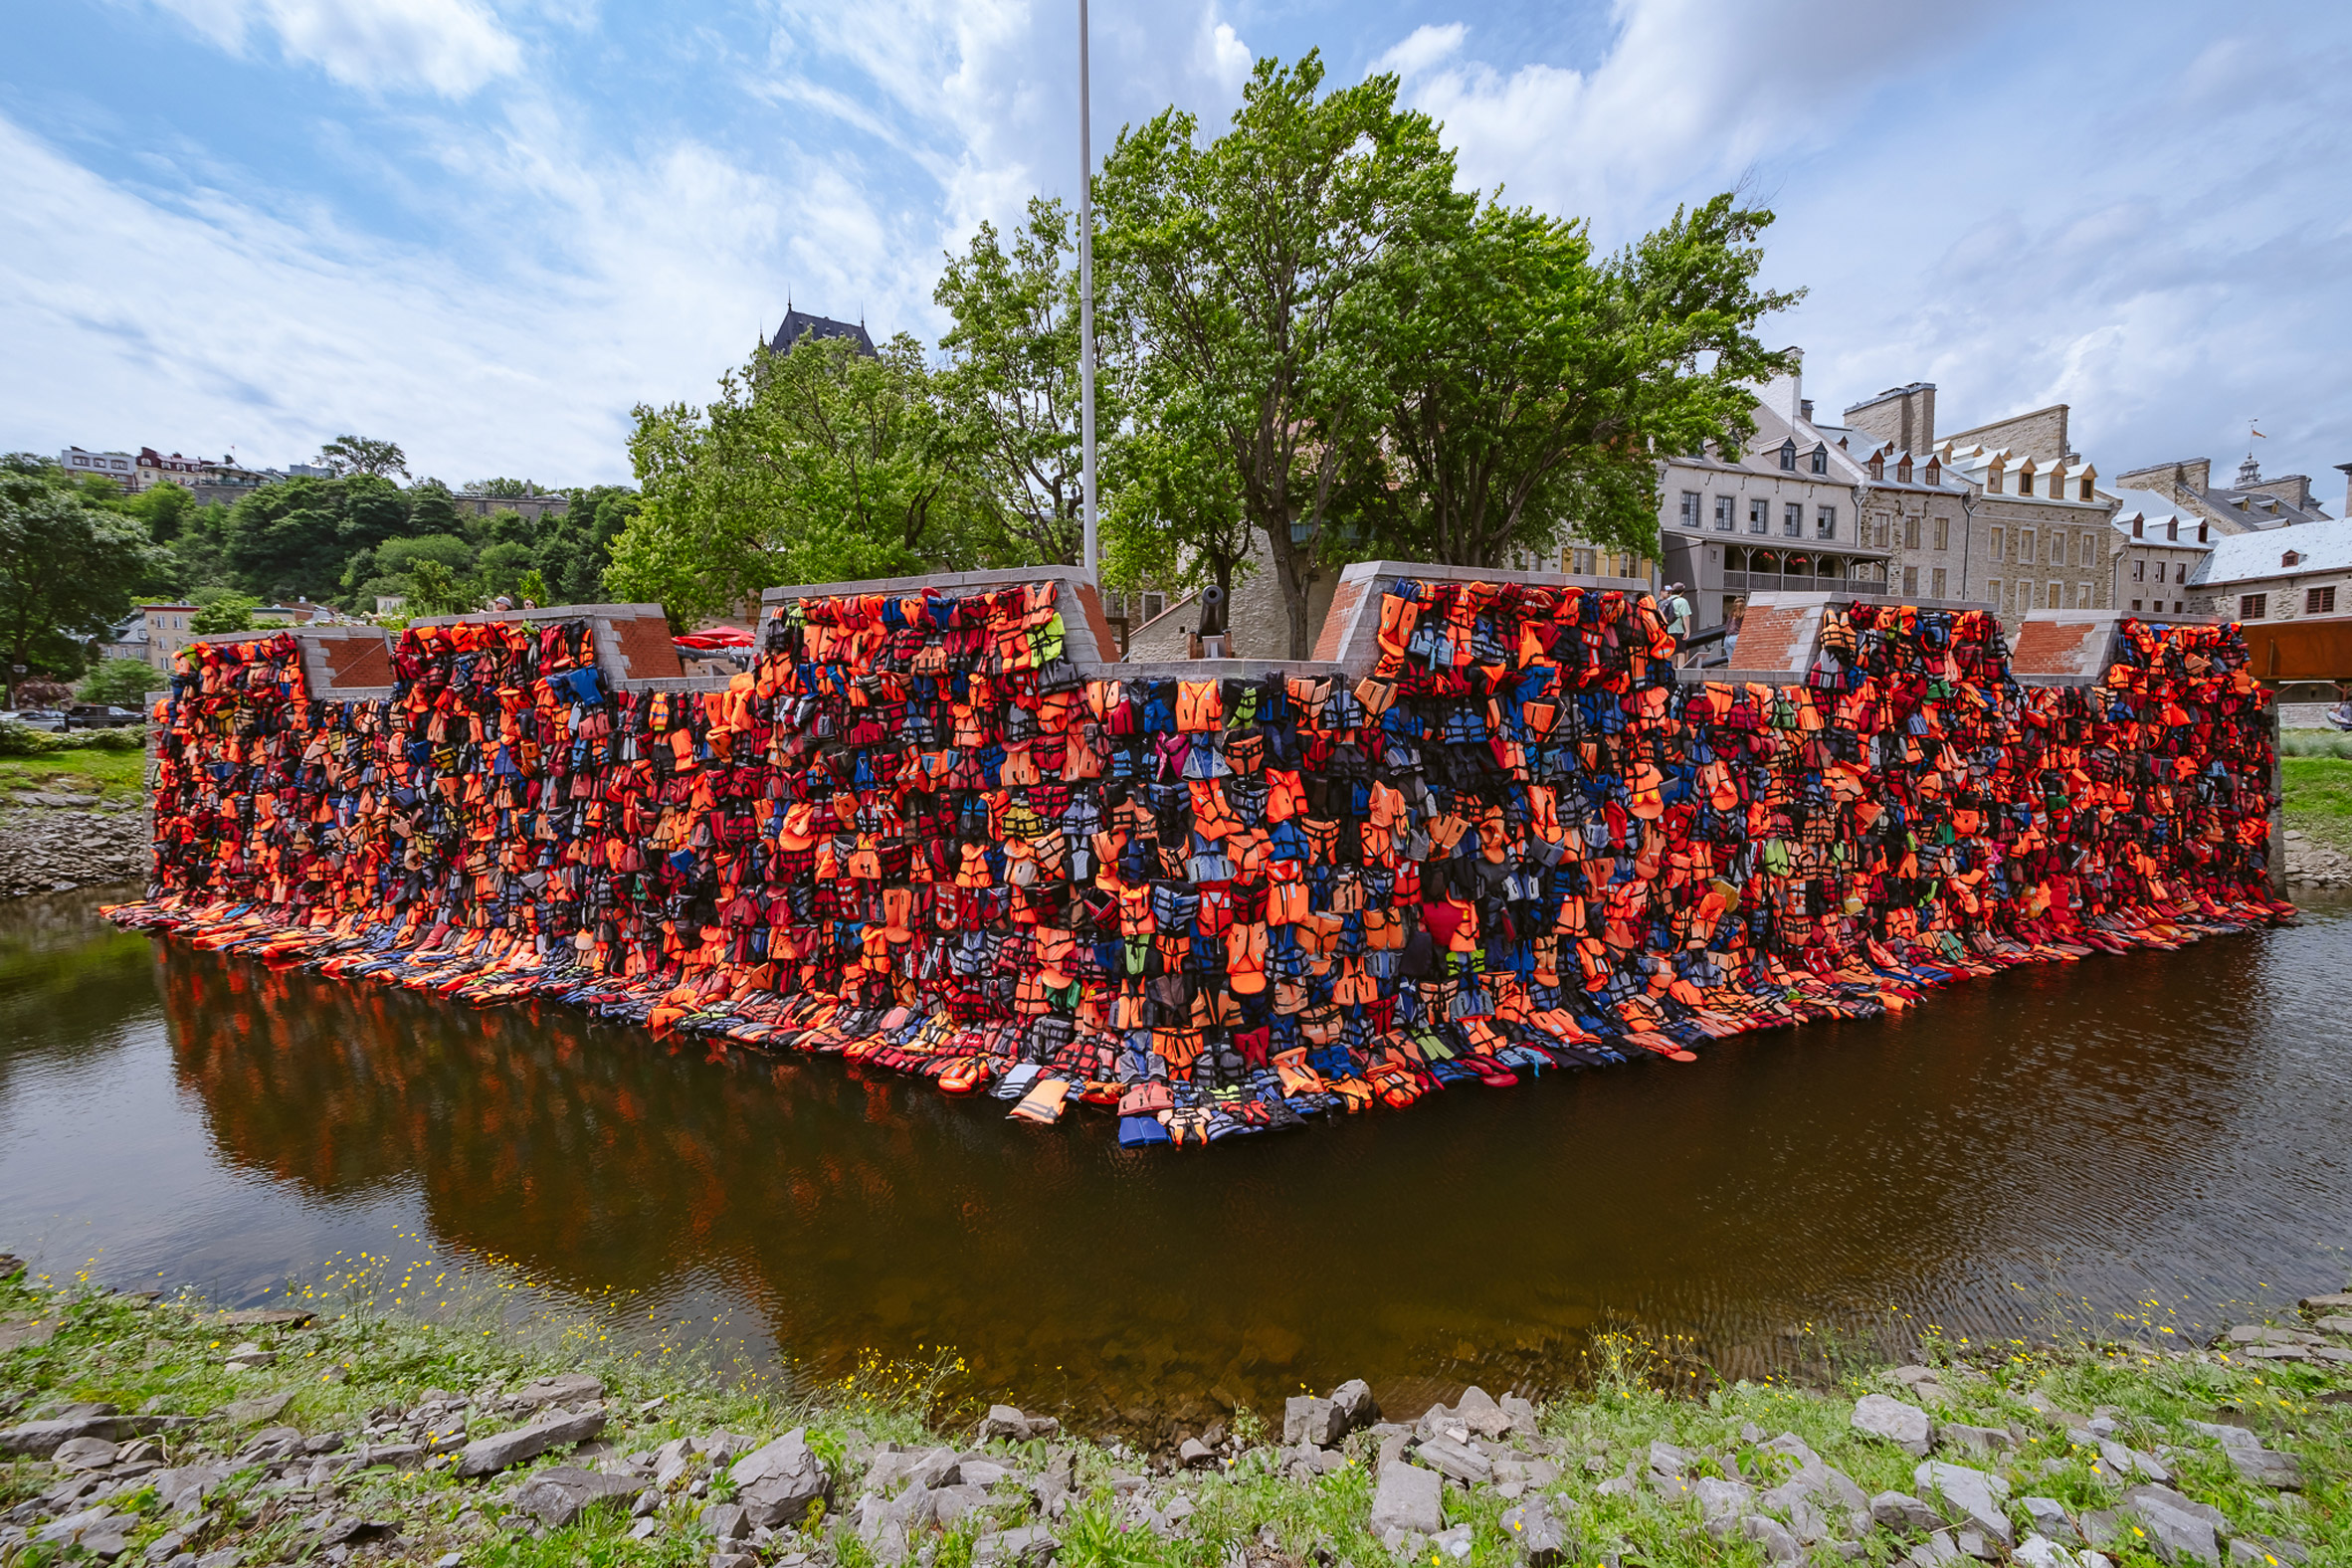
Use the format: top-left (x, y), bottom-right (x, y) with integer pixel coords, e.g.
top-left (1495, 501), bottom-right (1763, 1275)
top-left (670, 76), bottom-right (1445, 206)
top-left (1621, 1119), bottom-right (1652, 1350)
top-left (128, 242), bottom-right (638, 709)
top-left (0, 455), bottom-right (156, 684)
top-left (1096, 52), bottom-right (1467, 657)
top-left (318, 435), bottom-right (409, 481)
top-left (611, 333), bottom-right (981, 624)
top-left (1102, 415), bottom-right (1253, 614)
top-left (222, 474), bottom-right (411, 603)
top-left (1349, 193), bottom-right (1799, 567)
top-left (935, 197), bottom-right (1111, 568)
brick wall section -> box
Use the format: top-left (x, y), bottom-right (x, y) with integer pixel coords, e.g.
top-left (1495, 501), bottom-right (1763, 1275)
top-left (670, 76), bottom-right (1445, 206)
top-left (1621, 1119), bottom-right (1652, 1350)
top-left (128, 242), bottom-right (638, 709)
top-left (1312, 577), bottom-right (1368, 664)
top-left (319, 636), bottom-right (393, 688)
top-left (610, 614), bottom-right (685, 680)
top-left (1726, 604), bottom-right (1810, 674)
top-left (2009, 619), bottom-right (2108, 680)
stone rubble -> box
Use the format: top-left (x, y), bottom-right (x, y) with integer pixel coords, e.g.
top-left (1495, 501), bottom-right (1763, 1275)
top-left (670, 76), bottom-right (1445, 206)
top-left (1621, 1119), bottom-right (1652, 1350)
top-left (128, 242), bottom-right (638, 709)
top-left (0, 801), bottom-right (149, 899)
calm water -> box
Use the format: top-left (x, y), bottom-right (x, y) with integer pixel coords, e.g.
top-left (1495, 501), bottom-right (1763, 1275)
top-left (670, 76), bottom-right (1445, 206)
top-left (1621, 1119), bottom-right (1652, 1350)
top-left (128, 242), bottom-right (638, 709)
top-left (3, 886), bottom-right (2349, 1431)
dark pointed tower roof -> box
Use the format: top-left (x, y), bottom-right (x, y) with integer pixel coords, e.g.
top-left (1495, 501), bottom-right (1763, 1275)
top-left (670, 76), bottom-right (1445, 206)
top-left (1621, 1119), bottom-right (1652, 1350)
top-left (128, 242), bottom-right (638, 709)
top-left (770, 307), bottom-right (877, 357)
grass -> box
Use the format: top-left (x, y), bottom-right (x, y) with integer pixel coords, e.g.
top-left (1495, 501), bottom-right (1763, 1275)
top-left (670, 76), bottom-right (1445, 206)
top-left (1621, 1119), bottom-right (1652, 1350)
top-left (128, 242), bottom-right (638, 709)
top-left (5, 1248), bottom-right (2350, 1568)
top-left (2281, 751), bottom-right (2352, 853)
top-left (0, 748), bottom-right (148, 800)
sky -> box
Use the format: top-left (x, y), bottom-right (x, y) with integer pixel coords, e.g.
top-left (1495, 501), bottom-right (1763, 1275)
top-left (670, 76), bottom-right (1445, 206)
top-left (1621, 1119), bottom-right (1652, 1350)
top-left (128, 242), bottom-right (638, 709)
top-left (2, 0), bottom-right (2348, 499)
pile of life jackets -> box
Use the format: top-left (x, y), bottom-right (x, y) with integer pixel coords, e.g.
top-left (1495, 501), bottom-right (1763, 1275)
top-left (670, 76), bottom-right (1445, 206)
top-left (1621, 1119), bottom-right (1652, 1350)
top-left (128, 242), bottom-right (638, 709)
top-left (106, 581), bottom-right (2293, 1151)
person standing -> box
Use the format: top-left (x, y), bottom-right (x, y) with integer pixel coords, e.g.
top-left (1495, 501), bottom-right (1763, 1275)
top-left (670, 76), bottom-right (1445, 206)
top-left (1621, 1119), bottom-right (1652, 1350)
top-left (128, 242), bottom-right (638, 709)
top-left (1663, 581), bottom-right (1693, 665)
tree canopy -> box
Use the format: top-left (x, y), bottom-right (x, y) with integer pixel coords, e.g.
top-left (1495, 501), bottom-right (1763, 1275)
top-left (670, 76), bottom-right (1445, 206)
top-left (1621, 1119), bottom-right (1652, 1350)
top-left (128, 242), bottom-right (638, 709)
top-left (0, 455), bottom-right (157, 682)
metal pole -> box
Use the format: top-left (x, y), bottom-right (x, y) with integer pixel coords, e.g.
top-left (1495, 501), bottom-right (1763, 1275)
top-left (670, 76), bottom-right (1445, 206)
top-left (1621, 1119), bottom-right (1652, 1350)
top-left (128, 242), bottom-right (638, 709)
top-left (1078, 0), bottom-right (1098, 581)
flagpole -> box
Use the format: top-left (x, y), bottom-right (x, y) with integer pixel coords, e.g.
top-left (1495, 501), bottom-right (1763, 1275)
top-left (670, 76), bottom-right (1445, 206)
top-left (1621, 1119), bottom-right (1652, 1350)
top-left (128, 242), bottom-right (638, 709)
top-left (1078, 0), bottom-right (1098, 582)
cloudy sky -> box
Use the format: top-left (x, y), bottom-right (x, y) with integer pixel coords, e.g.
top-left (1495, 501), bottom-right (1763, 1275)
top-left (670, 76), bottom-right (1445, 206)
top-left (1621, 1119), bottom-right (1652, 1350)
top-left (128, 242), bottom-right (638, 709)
top-left (3, 0), bottom-right (2347, 497)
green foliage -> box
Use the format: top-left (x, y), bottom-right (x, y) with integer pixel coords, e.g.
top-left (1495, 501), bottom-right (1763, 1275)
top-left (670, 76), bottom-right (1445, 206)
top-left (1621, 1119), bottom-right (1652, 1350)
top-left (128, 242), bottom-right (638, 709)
top-left (190, 594), bottom-right (259, 635)
top-left (219, 474), bottom-right (410, 602)
top-left (1344, 193), bottom-right (1798, 567)
top-left (935, 197), bottom-right (1109, 567)
top-left (318, 434), bottom-right (409, 480)
top-left (2280, 729), bottom-right (2352, 760)
top-left (614, 334), bottom-right (983, 624)
top-left (113, 479), bottom-right (200, 543)
top-left (0, 453), bottom-right (159, 682)
top-left (466, 478), bottom-right (540, 497)
top-left (406, 558), bottom-right (477, 616)
top-left (1096, 52), bottom-right (1467, 657)
top-left (1102, 419), bottom-right (1251, 607)
top-left (517, 567), bottom-right (550, 605)
top-left (77, 657), bottom-right (163, 705)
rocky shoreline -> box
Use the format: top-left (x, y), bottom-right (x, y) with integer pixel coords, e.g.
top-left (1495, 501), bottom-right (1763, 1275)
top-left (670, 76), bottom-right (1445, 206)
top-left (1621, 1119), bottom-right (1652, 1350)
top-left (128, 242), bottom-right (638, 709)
top-left (3, 1255), bottom-right (2347, 1568)
top-left (0, 802), bottom-right (147, 900)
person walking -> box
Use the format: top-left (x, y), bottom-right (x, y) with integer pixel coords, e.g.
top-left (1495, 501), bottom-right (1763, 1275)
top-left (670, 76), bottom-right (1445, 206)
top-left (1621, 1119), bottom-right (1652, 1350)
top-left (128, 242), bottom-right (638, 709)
top-left (1662, 581), bottom-right (1694, 665)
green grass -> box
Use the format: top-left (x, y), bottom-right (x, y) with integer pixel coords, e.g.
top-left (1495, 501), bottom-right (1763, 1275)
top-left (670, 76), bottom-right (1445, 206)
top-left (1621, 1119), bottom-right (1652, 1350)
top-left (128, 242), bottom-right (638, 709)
top-left (0, 747), bottom-right (148, 799)
top-left (2283, 753), bottom-right (2352, 852)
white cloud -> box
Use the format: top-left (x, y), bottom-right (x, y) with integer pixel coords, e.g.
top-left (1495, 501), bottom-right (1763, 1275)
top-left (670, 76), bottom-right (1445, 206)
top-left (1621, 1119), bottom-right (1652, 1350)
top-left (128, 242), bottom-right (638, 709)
top-left (146, 0), bottom-right (524, 98)
top-left (1372, 23), bottom-right (1466, 82)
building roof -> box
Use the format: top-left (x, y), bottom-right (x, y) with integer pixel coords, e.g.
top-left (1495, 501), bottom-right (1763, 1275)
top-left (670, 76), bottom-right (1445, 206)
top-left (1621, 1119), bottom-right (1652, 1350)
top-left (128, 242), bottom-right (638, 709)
top-left (2105, 488), bottom-right (2212, 549)
top-left (2193, 515), bottom-right (2352, 586)
top-left (1936, 440), bottom-right (2110, 508)
top-left (2202, 485), bottom-right (2330, 527)
top-left (769, 307), bottom-right (877, 357)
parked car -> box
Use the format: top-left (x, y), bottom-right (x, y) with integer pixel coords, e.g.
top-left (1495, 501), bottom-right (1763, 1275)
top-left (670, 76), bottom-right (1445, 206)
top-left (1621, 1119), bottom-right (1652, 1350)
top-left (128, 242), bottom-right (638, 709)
top-left (65, 703), bottom-right (144, 729)
top-left (4, 708), bottom-right (70, 732)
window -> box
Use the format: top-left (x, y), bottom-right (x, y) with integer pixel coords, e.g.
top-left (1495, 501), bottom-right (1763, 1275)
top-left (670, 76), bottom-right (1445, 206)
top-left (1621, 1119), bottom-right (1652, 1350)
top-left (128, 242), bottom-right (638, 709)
top-left (1714, 495), bottom-right (1735, 531)
top-left (1783, 502), bottom-right (1803, 537)
top-left (2309, 587), bottom-right (2337, 615)
top-left (2047, 581), bottom-right (2063, 609)
top-left (1816, 506), bottom-right (1837, 539)
top-left (2132, 559), bottom-right (2145, 582)
top-left (2242, 593), bottom-right (2266, 619)
top-left (1809, 446), bottom-right (1828, 475)
top-left (1933, 517), bottom-right (1949, 551)
top-left (1988, 579), bottom-right (2003, 609)
top-left (1749, 498), bottom-right (1770, 534)
top-left (2131, 599), bottom-right (2143, 612)
top-left (1872, 514), bottom-right (1891, 548)
top-left (2018, 472), bottom-right (2035, 496)
top-left (2079, 477), bottom-right (2093, 500)
top-left (2072, 582), bottom-right (2088, 609)
top-left (1868, 454), bottom-right (1884, 480)
top-left (1902, 566), bottom-right (1919, 595)
top-left (1778, 440), bottom-right (1797, 472)
top-left (2283, 549), bottom-right (2303, 568)
top-left (1679, 490), bottom-right (1700, 529)
top-left (1903, 515), bottom-right (1920, 550)
top-left (1931, 567), bottom-right (1947, 597)
top-left (2174, 562), bottom-right (2186, 584)
top-left (1988, 470), bottom-right (2004, 494)
top-left (1989, 526), bottom-right (2005, 560)
top-left (1896, 458), bottom-right (1913, 484)
top-left (2019, 528), bottom-right (2036, 562)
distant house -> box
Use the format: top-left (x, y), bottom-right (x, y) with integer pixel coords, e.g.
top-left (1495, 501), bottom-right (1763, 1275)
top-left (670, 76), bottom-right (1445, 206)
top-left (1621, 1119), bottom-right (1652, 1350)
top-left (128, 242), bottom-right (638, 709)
top-left (2104, 490), bottom-right (2212, 617)
top-left (2114, 453), bottom-right (2334, 536)
top-left (768, 306), bottom-right (878, 357)
top-left (109, 604), bottom-right (201, 673)
top-left (454, 489), bottom-right (569, 521)
top-left (60, 447), bottom-right (138, 485)
top-left (2192, 517), bottom-right (2352, 625)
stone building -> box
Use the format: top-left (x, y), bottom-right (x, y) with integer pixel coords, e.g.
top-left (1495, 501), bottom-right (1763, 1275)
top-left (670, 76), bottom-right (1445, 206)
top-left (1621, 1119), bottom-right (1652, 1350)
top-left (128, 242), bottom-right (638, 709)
top-left (2191, 515), bottom-right (2352, 624)
top-left (2105, 490), bottom-right (2212, 618)
top-left (2115, 452), bottom-right (2333, 536)
top-left (59, 447), bottom-right (138, 485)
top-left (1820, 383), bottom-right (1977, 606)
top-left (1654, 353), bottom-right (1893, 631)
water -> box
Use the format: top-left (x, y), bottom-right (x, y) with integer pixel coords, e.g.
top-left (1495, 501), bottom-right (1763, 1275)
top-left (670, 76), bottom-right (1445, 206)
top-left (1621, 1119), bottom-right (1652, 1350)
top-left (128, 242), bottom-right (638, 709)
top-left (4, 886), bottom-right (2348, 1431)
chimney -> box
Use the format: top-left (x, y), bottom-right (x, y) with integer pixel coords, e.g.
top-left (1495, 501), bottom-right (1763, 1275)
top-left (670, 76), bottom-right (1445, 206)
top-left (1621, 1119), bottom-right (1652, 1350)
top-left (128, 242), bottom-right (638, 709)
top-left (1800, 398), bottom-right (1815, 423)
top-left (2339, 463), bottom-right (2352, 518)
top-left (1842, 382), bottom-right (1936, 457)
top-left (1757, 347), bottom-right (1805, 426)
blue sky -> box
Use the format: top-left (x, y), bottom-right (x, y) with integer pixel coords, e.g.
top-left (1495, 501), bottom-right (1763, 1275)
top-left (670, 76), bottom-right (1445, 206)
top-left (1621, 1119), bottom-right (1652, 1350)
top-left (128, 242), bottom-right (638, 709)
top-left (3, 0), bottom-right (2348, 499)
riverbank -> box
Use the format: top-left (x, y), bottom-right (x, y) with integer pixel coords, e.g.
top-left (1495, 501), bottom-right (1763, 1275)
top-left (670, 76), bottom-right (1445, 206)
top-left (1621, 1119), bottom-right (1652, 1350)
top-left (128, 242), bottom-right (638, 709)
top-left (4, 1256), bottom-right (2346, 1568)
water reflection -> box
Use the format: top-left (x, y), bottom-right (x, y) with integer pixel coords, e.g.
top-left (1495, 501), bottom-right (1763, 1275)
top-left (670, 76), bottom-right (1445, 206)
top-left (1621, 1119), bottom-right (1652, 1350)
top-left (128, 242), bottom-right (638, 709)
top-left (4, 887), bottom-right (2350, 1430)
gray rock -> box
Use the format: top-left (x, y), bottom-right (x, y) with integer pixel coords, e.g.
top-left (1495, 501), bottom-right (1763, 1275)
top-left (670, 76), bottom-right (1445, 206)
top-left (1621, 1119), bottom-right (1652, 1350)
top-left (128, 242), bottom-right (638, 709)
top-left (977, 1407), bottom-right (1057, 1443)
top-left (0, 1417), bottom-right (120, 1458)
top-left (1498, 1494), bottom-right (1570, 1566)
top-left (960, 1459), bottom-right (1015, 1488)
top-left (1414, 1437), bottom-right (1492, 1486)
top-left (1908, 1528), bottom-right (1966, 1567)
top-left (1428, 1523), bottom-right (1474, 1560)
top-left (53, 1437), bottom-right (118, 1470)
top-left (930, 1483), bottom-right (992, 1526)
top-left (1648, 1440), bottom-right (1695, 1480)
top-left (1282, 1397), bottom-right (1335, 1447)
top-left (1370, 1460), bottom-right (1445, 1536)
top-left (1453, 1386), bottom-right (1511, 1441)
top-left (513, 1467), bottom-right (644, 1529)
top-left (2022, 1498), bottom-right (2079, 1543)
top-left (510, 1373), bottom-right (604, 1409)
top-left (973, 1525), bottom-right (1058, 1568)
top-left (218, 1393), bottom-right (294, 1426)
top-left (2120, 1487), bottom-right (2222, 1566)
top-left (1694, 1476), bottom-right (1754, 1531)
top-left (2073, 1432), bottom-right (2171, 1483)
top-left (2014, 1535), bottom-right (2074, 1568)
top-left (1178, 1438), bottom-right (1216, 1470)
top-left (700, 1503), bottom-right (749, 1541)
top-left (730, 1430), bottom-right (832, 1528)
top-left (454, 1410), bottom-right (606, 1477)
top-left (1331, 1378), bottom-right (1379, 1432)
top-left (2227, 1448), bottom-right (2304, 1490)
top-left (899, 1447), bottom-right (962, 1491)
top-left (1855, 1394), bottom-right (1935, 1457)
top-left (2225, 1325), bottom-right (2315, 1346)
top-left (1914, 1462), bottom-right (2013, 1548)
top-left (1743, 1514), bottom-right (1802, 1564)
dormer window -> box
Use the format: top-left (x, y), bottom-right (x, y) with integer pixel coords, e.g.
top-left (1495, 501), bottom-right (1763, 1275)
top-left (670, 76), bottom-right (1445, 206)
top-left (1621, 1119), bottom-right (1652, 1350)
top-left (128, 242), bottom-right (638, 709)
top-left (1896, 458), bottom-right (1913, 484)
top-left (2018, 472), bottom-right (2035, 496)
top-left (2166, 519), bottom-right (2177, 541)
top-left (1924, 460), bottom-right (1939, 486)
top-left (2132, 516), bottom-right (2144, 538)
top-left (1868, 454), bottom-right (1884, 480)
top-left (1778, 439), bottom-right (1797, 472)
top-left (1809, 446), bottom-right (1828, 475)
top-left (1988, 470), bottom-right (2004, 494)
top-left (2079, 477), bottom-right (2093, 500)
top-left (2283, 549), bottom-right (2303, 568)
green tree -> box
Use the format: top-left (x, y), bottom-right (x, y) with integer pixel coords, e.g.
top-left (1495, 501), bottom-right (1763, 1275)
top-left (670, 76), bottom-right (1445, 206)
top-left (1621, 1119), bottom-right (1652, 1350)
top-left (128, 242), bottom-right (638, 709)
top-left (1102, 416), bottom-right (1253, 612)
top-left (516, 568), bottom-right (550, 606)
top-left (1096, 52), bottom-right (1467, 657)
top-left (223, 474), bottom-right (411, 603)
top-left (1349, 194), bottom-right (1799, 567)
top-left (464, 478), bottom-right (538, 497)
top-left (406, 480), bottom-right (464, 536)
top-left (190, 593), bottom-right (259, 635)
top-left (78, 657), bottom-right (162, 705)
top-left (406, 559), bottom-right (475, 616)
top-left (318, 435), bottom-right (408, 480)
top-left (935, 197), bottom-right (1110, 567)
top-left (116, 480), bottom-right (199, 543)
top-left (612, 333), bottom-right (979, 623)
top-left (0, 455), bottom-right (156, 685)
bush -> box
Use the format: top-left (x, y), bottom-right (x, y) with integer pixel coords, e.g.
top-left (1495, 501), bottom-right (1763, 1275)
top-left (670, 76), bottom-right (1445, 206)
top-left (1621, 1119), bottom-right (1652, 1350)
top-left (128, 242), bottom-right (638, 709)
top-left (70, 726), bottom-right (149, 751)
top-left (0, 719), bottom-right (67, 757)
top-left (78, 657), bottom-right (164, 707)
top-left (2280, 729), bottom-right (2352, 759)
